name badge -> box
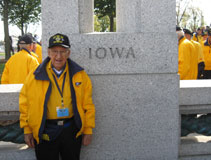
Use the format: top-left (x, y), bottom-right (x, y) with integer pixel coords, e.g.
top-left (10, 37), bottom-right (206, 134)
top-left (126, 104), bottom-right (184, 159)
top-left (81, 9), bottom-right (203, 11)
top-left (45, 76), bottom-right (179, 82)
top-left (56, 107), bottom-right (69, 117)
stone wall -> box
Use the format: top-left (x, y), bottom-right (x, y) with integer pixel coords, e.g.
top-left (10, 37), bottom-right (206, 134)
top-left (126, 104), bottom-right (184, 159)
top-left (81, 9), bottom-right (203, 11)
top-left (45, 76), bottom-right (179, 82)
top-left (41, 0), bottom-right (179, 159)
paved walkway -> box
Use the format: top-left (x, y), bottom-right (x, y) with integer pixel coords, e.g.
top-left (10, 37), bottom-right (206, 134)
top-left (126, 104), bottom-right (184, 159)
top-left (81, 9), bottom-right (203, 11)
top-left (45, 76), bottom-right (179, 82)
top-left (0, 142), bottom-right (36, 160)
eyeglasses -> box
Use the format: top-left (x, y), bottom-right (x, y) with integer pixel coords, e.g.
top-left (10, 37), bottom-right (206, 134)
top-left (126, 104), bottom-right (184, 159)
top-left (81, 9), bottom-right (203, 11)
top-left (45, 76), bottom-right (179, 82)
top-left (50, 49), bottom-right (69, 56)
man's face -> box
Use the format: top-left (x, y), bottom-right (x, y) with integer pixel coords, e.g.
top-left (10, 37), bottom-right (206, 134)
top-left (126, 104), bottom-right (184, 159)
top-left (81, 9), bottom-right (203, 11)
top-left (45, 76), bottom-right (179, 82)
top-left (197, 29), bottom-right (202, 35)
top-left (48, 46), bottom-right (70, 70)
top-left (185, 33), bottom-right (191, 41)
top-left (32, 43), bottom-right (37, 52)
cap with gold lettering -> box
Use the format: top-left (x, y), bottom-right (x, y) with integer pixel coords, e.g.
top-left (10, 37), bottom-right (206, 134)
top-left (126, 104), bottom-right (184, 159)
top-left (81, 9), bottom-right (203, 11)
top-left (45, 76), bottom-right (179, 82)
top-left (48, 33), bottom-right (71, 48)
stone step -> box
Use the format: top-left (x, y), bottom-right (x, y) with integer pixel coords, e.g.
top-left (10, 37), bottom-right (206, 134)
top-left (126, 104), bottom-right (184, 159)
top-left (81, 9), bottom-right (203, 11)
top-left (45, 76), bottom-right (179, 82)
top-left (0, 142), bottom-right (35, 160)
top-left (179, 134), bottom-right (211, 159)
top-left (179, 155), bottom-right (211, 160)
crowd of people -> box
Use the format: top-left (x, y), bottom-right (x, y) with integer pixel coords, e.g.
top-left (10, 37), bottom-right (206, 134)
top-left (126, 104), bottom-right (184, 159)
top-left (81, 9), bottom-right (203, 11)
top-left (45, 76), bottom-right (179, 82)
top-left (177, 26), bottom-right (211, 80)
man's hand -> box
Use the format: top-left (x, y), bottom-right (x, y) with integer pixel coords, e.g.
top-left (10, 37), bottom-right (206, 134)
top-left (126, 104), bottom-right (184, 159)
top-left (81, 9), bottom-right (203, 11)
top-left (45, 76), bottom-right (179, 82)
top-left (82, 134), bottom-right (92, 146)
top-left (24, 133), bottom-right (35, 148)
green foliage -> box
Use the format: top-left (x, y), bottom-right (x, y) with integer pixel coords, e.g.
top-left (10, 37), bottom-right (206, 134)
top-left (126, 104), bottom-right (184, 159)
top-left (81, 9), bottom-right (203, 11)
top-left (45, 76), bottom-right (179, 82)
top-left (0, 0), bottom-right (41, 35)
top-left (8, 0), bottom-right (41, 34)
top-left (94, 0), bottom-right (116, 32)
top-left (94, 0), bottom-right (115, 18)
top-left (94, 15), bottom-right (110, 32)
top-left (94, 15), bottom-right (101, 32)
top-left (0, 62), bottom-right (5, 83)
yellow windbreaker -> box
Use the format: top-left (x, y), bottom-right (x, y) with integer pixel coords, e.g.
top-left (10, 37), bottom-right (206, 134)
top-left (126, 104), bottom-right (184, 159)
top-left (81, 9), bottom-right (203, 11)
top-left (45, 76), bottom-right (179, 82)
top-left (1, 49), bottom-right (39, 84)
top-left (178, 36), bottom-right (197, 80)
top-left (202, 39), bottom-right (211, 70)
top-left (191, 40), bottom-right (204, 64)
top-left (35, 43), bottom-right (42, 64)
top-left (192, 33), bottom-right (204, 45)
top-left (19, 58), bottom-right (95, 143)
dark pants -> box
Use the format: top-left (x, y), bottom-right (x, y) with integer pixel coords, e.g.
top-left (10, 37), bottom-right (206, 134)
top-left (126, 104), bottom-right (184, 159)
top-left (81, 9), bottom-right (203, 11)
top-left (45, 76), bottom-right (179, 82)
top-left (35, 121), bottom-right (82, 160)
top-left (203, 70), bottom-right (211, 79)
top-left (197, 62), bottom-right (205, 79)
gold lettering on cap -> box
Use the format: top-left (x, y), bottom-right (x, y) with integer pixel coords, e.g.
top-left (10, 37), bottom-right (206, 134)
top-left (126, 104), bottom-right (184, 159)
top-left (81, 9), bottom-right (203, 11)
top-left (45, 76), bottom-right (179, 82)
top-left (53, 35), bottom-right (64, 44)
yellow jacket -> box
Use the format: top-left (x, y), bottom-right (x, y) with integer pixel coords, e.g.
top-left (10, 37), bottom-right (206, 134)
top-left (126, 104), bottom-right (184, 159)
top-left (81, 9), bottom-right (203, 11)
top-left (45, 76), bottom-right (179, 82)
top-left (192, 33), bottom-right (204, 45)
top-left (202, 39), bottom-right (211, 70)
top-left (46, 61), bottom-right (74, 119)
top-left (191, 40), bottom-right (204, 63)
top-left (35, 43), bottom-right (42, 64)
top-left (19, 58), bottom-right (95, 143)
top-left (178, 36), bottom-right (197, 80)
top-left (1, 49), bottom-right (39, 84)
top-left (31, 52), bottom-right (39, 62)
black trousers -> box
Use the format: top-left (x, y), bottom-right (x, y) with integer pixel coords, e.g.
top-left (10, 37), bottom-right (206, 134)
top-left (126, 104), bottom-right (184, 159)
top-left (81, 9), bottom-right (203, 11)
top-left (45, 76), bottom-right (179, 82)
top-left (35, 122), bottom-right (82, 160)
top-left (203, 70), bottom-right (211, 79)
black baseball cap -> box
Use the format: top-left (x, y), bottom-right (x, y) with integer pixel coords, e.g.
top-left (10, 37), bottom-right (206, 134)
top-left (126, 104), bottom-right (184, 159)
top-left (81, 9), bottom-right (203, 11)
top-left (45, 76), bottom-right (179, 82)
top-left (176, 26), bottom-right (182, 31)
top-left (19, 35), bottom-right (33, 44)
top-left (48, 33), bottom-right (71, 48)
top-left (183, 28), bottom-right (193, 36)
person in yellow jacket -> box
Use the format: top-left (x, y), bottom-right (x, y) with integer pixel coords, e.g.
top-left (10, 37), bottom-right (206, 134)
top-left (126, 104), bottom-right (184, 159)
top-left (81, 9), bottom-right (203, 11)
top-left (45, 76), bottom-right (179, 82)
top-left (184, 28), bottom-right (205, 79)
top-left (1, 35), bottom-right (39, 84)
top-left (26, 33), bottom-right (42, 64)
top-left (202, 29), bottom-right (211, 79)
top-left (192, 27), bottom-right (204, 45)
top-left (202, 30), bottom-right (208, 42)
top-left (19, 33), bottom-right (95, 160)
top-left (35, 43), bottom-right (42, 64)
top-left (177, 27), bottom-right (197, 80)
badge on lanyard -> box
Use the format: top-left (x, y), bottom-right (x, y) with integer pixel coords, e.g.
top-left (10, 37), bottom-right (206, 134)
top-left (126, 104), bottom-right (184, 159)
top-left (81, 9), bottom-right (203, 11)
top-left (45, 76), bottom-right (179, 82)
top-left (52, 72), bottom-right (69, 118)
top-left (56, 106), bottom-right (69, 117)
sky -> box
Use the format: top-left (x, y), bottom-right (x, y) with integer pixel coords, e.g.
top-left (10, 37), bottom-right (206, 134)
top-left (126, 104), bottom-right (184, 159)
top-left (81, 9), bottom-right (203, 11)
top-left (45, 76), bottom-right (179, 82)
top-left (192, 0), bottom-right (211, 25)
top-left (0, 21), bottom-right (42, 41)
top-left (0, 0), bottom-right (211, 41)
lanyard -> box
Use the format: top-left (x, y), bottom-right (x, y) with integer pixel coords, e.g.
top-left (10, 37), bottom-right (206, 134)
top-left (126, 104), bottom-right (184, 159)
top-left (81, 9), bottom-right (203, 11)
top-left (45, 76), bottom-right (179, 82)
top-left (52, 72), bottom-right (67, 107)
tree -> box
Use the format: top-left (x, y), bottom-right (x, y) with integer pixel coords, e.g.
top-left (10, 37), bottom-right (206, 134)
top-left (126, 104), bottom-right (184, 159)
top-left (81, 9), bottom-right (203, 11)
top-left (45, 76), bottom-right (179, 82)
top-left (176, 0), bottom-right (205, 31)
top-left (94, 15), bottom-right (110, 32)
top-left (0, 0), bottom-right (41, 60)
top-left (8, 0), bottom-right (41, 35)
top-left (94, 0), bottom-right (116, 32)
top-left (0, 0), bottom-right (12, 60)
top-left (176, 0), bottom-right (192, 26)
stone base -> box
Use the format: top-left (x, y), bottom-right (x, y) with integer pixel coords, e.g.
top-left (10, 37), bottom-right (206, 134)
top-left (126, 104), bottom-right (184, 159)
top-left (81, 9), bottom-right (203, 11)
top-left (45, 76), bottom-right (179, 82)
top-left (179, 134), bottom-right (211, 160)
top-left (0, 142), bottom-right (35, 160)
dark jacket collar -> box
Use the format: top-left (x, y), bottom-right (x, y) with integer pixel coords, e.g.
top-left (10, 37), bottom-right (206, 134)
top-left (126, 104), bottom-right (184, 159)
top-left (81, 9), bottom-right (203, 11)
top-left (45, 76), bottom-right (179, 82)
top-left (179, 36), bottom-right (185, 42)
top-left (21, 48), bottom-right (31, 55)
top-left (34, 57), bottom-right (84, 80)
top-left (204, 39), bottom-right (210, 46)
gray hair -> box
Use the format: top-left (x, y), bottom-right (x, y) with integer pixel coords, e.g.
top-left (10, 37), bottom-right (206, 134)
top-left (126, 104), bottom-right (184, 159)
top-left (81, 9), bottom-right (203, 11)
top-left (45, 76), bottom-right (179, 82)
top-left (19, 44), bottom-right (31, 50)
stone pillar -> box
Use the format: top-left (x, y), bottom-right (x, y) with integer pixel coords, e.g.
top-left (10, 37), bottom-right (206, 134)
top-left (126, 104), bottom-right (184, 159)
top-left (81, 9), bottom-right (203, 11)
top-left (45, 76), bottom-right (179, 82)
top-left (41, 0), bottom-right (93, 57)
top-left (117, 0), bottom-right (176, 33)
top-left (42, 0), bottom-right (179, 159)
top-left (78, 0), bottom-right (94, 33)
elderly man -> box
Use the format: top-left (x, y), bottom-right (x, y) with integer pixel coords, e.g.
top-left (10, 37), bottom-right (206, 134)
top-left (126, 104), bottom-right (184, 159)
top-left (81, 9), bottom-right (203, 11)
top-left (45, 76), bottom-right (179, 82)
top-left (176, 26), bottom-right (196, 80)
top-left (19, 33), bottom-right (95, 160)
top-left (1, 34), bottom-right (39, 84)
top-left (183, 28), bottom-right (205, 79)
